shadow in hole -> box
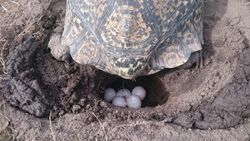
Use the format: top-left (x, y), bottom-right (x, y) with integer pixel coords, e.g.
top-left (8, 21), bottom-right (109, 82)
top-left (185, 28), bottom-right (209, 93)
top-left (99, 74), bottom-right (169, 107)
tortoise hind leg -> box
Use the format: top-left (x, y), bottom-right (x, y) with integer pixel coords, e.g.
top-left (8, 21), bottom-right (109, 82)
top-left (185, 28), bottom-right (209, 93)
top-left (150, 6), bottom-right (204, 72)
top-left (178, 30), bottom-right (204, 69)
top-left (150, 32), bottom-right (203, 72)
top-left (180, 50), bottom-right (203, 69)
top-left (179, 2), bottom-right (204, 69)
top-left (48, 28), bottom-right (70, 61)
top-left (151, 40), bottom-right (192, 70)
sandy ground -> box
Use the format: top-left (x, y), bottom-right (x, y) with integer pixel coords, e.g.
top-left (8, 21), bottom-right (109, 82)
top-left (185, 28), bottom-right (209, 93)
top-left (0, 0), bottom-right (250, 140)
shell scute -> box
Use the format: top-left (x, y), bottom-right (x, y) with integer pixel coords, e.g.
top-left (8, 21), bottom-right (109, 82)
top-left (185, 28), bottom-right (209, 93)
top-left (61, 0), bottom-right (204, 79)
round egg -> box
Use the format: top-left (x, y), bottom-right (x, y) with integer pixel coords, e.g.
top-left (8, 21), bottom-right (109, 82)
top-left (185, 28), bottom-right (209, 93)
top-left (126, 95), bottom-right (142, 109)
top-left (116, 89), bottom-right (131, 98)
top-left (104, 88), bottom-right (116, 102)
top-left (112, 96), bottom-right (127, 107)
top-left (132, 86), bottom-right (146, 100)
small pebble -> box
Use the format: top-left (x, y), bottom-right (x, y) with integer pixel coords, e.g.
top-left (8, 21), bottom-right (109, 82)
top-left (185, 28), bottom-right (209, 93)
top-left (126, 95), bottom-right (142, 109)
top-left (132, 86), bottom-right (146, 100)
top-left (104, 88), bottom-right (116, 102)
top-left (99, 101), bottom-right (108, 108)
top-left (116, 89), bottom-right (131, 98)
top-left (72, 105), bottom-right (81, 113)
top-left (78, 98), bottom-right (86, 106)
top-left (58, 110), bottom-right (66, 117)
top-left (112, 96), bottom-right (127, 107)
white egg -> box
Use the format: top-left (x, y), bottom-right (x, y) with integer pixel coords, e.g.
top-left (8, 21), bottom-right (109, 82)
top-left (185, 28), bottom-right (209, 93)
top-left (112, 96), bottom-right (127, 107)
top-left (126, 95), bottom-right (142, 109)
top-left (104, 88), bottom-right (116, 102)
top-left (116, 89), bottom-right (131, 98)
top-left (132, 86), bottom-right (146, 100)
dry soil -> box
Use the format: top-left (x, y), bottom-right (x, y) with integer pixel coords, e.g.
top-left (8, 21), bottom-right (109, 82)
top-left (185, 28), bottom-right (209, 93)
top-left (0, 0), bottom-right (250, 141)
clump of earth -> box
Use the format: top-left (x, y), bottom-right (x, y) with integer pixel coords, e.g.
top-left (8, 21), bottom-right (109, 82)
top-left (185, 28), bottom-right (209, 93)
top-left (0, 0), bottom-right (250, 140)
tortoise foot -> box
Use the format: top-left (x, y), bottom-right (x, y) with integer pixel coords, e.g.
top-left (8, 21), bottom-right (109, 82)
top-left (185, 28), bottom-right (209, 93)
top-left (180, 50), bottom-right (203, 70)
top-left (48, 32), bottom-right (70, 61)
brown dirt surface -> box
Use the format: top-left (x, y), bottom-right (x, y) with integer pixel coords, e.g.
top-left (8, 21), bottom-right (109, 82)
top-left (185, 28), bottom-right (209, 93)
top-left (1, 0), bottom-right (250, 140)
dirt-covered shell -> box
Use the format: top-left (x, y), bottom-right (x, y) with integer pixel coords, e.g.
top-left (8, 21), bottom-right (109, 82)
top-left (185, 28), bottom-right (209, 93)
top-left (60, 0), bottom-right (204, 79)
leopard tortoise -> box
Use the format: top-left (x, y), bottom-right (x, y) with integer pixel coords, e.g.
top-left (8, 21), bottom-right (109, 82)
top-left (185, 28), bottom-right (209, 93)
top-left (48, 0), bottom-right (204, 79)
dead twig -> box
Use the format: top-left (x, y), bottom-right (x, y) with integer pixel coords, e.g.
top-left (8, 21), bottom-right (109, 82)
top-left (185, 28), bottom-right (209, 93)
top-left (0, 4), bottom-right (9, 13)
top-left (8, 0), bottom-right (19, 5)
top-left (125, 134), bottom-right (133, 141)
top-left (0, 106), bottom-right (16, 141)
top-left (0, 40), bottom-right (7, 74)
top-left (0, 112), bottom-right (10, 123)
top-left (49, 112), bottom-right (57, 141)
top-left (91, 112), bottom-right (108, 141)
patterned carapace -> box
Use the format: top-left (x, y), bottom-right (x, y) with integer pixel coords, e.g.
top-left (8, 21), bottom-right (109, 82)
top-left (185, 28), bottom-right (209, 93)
top-left (59, 0), bottom-right (204, 79)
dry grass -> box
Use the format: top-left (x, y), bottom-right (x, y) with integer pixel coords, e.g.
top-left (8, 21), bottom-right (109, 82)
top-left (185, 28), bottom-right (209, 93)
top-left (0, 0), bottom-right (20, 75)
top-left (0, 104), bottom-right (16, 141)
top-left (49, 112), bottom-right (57, 141)
top-left (0, 36), bottom-right (7, 74)
top-left (0, 0), bottom-right (19, 13)
top-left (91, 112), bottom-right (108, 141)
top-left (0, 1), bottom-right (16, 138)
top-left (0, 126), bottom-right (14, 141)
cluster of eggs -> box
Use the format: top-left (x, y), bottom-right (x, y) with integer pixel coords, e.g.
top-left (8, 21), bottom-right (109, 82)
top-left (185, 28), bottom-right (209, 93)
top-left (104, 86), bottom-right (146, 109)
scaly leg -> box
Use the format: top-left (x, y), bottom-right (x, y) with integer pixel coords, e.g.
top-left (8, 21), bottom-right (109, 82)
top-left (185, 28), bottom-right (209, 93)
top-left (48, 28), bottom-right (70, 61)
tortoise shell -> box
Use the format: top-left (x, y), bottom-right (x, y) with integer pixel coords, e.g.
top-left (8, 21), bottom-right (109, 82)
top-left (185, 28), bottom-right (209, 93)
top-left (61, 0), bottom-right (204, 79)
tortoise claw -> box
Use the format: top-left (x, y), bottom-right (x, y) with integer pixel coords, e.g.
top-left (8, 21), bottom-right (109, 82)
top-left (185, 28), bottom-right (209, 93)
top-left (180, 50), bottom-right (203, 70)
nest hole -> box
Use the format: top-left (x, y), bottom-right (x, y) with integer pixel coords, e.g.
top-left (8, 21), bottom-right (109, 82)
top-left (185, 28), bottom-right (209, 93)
top-left (99, 74), bottom-right (169, 107)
